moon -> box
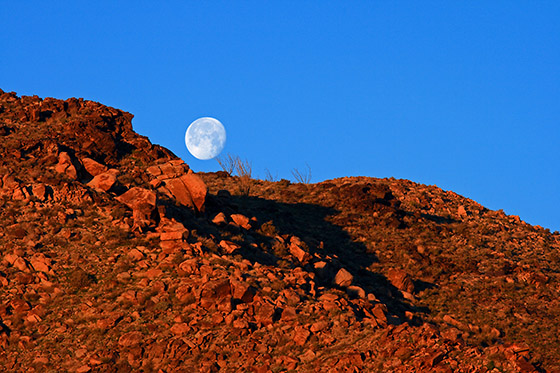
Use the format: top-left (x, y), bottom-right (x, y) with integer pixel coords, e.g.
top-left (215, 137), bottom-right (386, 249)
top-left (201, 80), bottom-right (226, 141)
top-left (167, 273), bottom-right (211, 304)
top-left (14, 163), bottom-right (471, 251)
top-left (185, 117), bottom-right (226, 160)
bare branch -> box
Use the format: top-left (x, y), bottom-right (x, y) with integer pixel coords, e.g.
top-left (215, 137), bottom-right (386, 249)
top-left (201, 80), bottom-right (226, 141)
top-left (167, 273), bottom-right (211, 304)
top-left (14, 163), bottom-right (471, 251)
top-left (264, 168), bottom-right (277, 182)
top-left (215, 153), bottom-right (237, 175)
top-left (291, 163), bottom-right (312, 184)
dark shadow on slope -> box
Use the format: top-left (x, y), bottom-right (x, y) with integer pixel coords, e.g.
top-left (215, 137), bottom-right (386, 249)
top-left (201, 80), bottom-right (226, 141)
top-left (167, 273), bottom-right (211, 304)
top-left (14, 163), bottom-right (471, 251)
top-left (420, 213), bottom-right (457, 225)
top-left (199, 191), bottom-right (430, 324)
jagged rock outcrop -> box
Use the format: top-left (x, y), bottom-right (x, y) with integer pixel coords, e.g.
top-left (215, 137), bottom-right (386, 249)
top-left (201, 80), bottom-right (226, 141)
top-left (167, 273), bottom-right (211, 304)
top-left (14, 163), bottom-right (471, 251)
top-left (147, 160), bottom-right (207, 213)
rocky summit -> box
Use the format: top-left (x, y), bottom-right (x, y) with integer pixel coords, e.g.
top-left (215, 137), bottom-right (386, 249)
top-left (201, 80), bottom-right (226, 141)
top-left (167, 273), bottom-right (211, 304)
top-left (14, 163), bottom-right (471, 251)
top-left (0, 89), bottom-right (559, 372)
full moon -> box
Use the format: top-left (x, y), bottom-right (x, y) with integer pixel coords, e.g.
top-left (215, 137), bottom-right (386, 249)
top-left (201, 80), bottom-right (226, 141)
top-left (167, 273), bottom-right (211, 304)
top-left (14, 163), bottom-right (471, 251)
top-left (185, 117), bottom-right (226, 160)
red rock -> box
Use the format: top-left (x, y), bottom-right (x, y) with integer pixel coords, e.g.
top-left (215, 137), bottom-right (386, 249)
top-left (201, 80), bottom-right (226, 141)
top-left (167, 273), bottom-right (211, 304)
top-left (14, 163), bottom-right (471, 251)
top-left (55, 152), bottom-right (78, 179)
top-left (318, 293), bottom-right (339, 302)
top-left (230, 213), bottom-right (250, 229)
top-left (116, 187), bottom-right (157, 230)
top-left (280, 356), bottom-right (298, 370)
top-left (442, 315), bottom-right (467, 330)
top-left (334, 268), bottom-right (353, 287)
top-left (96, 313), bottom-right (123, 330)
top-left (13, 257), bottom-right (29, 272)
top-left (212, 212), bottom-right (227, 225)
top-left (81, 157), bottom-right (108, 176)
top-left (182, 171), bottom-right (207, 212)
top-left (163, 177), bottom-right (194, 207)
top-left (313, 261), bottom-right (330, 280)
top-left (16, 272), bottom-right (34, 284)
top-left (12, 186), bottom-right (31, 200)
top-left (159, 171), bottom-right (207, 213)
top-left (293, 325), bottom-right (310, 346)
top-left (76, 365), bottom-right (91, 373)
top-left (127, 248), bottom-right (144, 261)
top-left (310, 320), bottom-right (329, 332)
top-left (516, 358), bottom-right (538, 373)
top-left (427, 351), bottom-right (446, 367)
top-left (117, 187), bottom-right (156, 211)
top-left (1, 175), bottom-right (18, 192)
top-left (387, 268), bottom-right (415, 293)
top-left (254, 302), bottom-right (276, 326)
top-left (371, 303), bottom-right (388, 326)
top-left (347, 285), bottom-right (366, 299)
top-left (288, 237), bottom-right (311, 263)
top-left (4, 253), bottom-right (18, 265)
top-left (220, 240), bottom-right (241, 254)
top-left (146, 165), bottom-right (163, 177)
top-left (280, 289), bottom-right (300, 305)
top-left (145, 268), bottom-right (163, 279)
top-left (10, 298), bottom-right (31, 313)
top-left (231, 281), bottom-right (256, 303)
top-left (160, 230), bottom-right (187, 241)
top-left (31, 183), bottom-right (48, 200)
top-left (33, 357), bottom-right (49, 365)
top-left (118, 331), bottom-right (143, 347)
top-left (281, 306), bottom-right (297, 321)
top-left (29, 253), bottom-right (51, 273)
top-left (170, 323), bottom-right (190, 335)
top-left (233, 318), bottom-right (249, 329)
top-left (299, 349), bottom-right (316, 363)
top-left (178, 259), bottom-right (199, 275)
top-left (200, 279), bottom-right (232, 309)
top-left (87, 170), bottom-right (118, 192)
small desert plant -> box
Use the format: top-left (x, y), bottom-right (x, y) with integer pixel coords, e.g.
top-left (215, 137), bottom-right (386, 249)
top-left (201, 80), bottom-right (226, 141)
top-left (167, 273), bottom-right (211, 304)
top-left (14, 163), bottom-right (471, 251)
top-left (264, 168), bottom-right (277, 182)
top-left (234, 156), bottom-right (252, 178)
top-left (216, 153), bottom-right (236, 175)
top-left (232, 155), bottom-right (252, 196)
top-left (216, 153), bottom-right (252, 195)
top-left (291, 163), bottom-right (312, 184)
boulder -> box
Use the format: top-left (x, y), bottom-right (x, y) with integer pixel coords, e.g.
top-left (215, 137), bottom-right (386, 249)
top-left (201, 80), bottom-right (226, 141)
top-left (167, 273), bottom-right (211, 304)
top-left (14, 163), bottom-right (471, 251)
top-left (118, 331), bottom-right (143, 348)
top-left (200, 279), bottom-right (232, 310)
top-left (163, 177), bottom-right (194, 208)
top-left (212, 212), bottom-right (227, 225)
top-left (231, 281), bottom-right (256, 303)
top-left (230, 214), bottom-right (250, 229)
top-left (334, 268), bottom-right (353, 287)
top-left (387, 268), bottom-right (415, 293)
top-left (220, 240), bottom-right (241, 254)
top-left (293, 326), bottom-right (310, 346)
top-left (254, 301), bottom-right (276, 326)
top-left (87, 169), bottom-right (118, 192)
top-left (181, 171), bottom-right (207, 212)
top-left (146, 160), bottom-right (207, 212)
top-left (81, 158), bottom-right (108, 176)
top-left (54, 152), bottom-right (78, 180)
top-left (116, 187), bottom-right (157, 230)
top-left (289, 236), bottom-right (311, 263)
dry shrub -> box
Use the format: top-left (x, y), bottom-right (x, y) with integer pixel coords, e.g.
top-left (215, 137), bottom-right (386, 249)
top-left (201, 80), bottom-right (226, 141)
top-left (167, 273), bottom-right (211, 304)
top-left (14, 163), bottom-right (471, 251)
top-left (292, 163), bottom-right (311, 184)
top-left (217, 153), bottom-right (252, 195)
top-left (264, 168), bottom-right (277, 182)
top-left (216, 153), bottom-right (236, 175)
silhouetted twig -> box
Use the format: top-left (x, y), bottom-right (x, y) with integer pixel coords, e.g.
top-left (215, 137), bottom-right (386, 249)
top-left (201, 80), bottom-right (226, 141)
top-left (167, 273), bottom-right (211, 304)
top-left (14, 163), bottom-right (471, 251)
top-left (292, 163), bottom-right (312, 184)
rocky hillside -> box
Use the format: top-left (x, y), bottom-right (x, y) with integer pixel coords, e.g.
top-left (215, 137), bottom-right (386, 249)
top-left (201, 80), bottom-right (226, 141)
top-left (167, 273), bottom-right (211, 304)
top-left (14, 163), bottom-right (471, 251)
top-left (0, 89), bottom-right (559, 372)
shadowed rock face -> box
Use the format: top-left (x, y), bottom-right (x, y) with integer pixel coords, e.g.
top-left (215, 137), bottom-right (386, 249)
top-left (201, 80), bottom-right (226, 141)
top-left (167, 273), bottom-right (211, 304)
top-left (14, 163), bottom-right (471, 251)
top-left (0, 89), bottom-right (559, 372)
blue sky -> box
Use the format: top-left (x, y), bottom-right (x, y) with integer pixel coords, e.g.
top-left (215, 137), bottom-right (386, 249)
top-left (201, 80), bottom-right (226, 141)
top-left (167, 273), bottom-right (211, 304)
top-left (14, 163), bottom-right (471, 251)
top-left (1, 2), bottom-right (559, 231)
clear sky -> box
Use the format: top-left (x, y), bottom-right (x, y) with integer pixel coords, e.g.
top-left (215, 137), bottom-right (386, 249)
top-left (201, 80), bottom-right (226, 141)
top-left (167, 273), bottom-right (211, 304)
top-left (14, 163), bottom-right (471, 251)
top-left (1, 2), bottom-right (559, 231)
